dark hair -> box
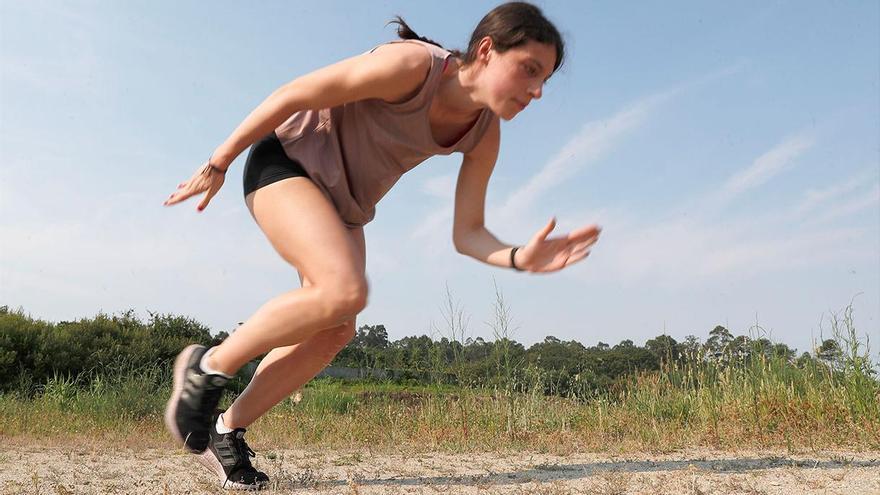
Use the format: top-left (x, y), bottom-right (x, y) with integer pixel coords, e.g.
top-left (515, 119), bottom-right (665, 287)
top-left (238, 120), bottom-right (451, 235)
top-left (388, 1), bottom-right (565, 75)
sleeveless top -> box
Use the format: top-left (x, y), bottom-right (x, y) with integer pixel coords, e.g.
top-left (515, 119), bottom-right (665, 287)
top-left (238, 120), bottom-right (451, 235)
top-left (274, 39), bottom-right (497, 228)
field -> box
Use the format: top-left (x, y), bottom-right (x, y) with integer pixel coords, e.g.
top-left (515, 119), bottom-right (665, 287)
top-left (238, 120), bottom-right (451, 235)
top-left (1, 304), bottom-right (878, 493)
top-left (1, 373), bottom-right (878, 494)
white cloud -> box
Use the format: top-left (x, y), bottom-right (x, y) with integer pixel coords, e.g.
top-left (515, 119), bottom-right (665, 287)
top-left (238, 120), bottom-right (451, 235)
top-left (579, 136), bottom-right (877, 288)
top-left (716, 134), bottom-right (813, 202)
top-left (591, 212), bottom-right (873, 289)
top-left (421, 173), bottom-right (456, 200)
top-left (411, 204), bottom-right (454, 247)
top-left (494, 93), bottom-right (666, 223)
top-left (812, 183), bottom-right (880, 224)
top-left (793, 169), bottom-right (878, 216)
top-left (493, 62), bottom-right (747, 225)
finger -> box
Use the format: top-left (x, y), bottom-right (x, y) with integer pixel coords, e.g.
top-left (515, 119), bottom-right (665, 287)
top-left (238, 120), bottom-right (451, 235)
top-left (565, 224), bottom-right (602, 243)
top-left (532, 217), bottom-right (557, 243)
top-left (165, 194), bottom-right (186, 206)
top-left (570, 236), bottom-right (600, 252)
top-left (197, 183), bottom-right (222, 212)
top-left (164, 192), bottom-right (181, 206)
top-left (196, 191), bottom-right (212, 211)
top-left (565, 249), bottom-right (591, 266)
top-left (165, 186), bottom-right (196, 206)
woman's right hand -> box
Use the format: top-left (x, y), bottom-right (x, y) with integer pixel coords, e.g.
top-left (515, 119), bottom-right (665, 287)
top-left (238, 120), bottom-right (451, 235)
top-left (163, 161), bottom-right (227, 212)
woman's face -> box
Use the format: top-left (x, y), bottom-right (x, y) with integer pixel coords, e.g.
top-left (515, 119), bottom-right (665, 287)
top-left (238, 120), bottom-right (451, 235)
top-left (479, 39), bottom-right (557, 120)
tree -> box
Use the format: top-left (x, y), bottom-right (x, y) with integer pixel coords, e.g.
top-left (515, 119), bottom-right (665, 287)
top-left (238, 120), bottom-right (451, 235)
top-left (705, 325), bottom-right (733, 357)
top-left (645, 334), bottom-right (679, 363)
top-left (772, 343), bottom-right (796, 362)
top-left (359, 324), bottom-right (389, 349)
top-left (729, 335), bottom-right (751, 362)
top-left (594, 342), bottom-right (610, 352)
top-left (816, 339), bottom-right (842, 369)
top-left (680, 335), bottom-right (701, 359)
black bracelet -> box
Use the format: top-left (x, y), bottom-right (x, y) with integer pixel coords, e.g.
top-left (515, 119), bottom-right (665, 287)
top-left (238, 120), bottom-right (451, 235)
top-left (510, 246), bottom-right (524, 271)
top-left (206, 156), bottom-right (227, 174)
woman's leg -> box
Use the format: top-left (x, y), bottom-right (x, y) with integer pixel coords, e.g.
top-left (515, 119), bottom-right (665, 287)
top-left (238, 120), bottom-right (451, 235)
top-left (222, 230), bottom-right (366, 429)
top-left (222, 320), bottom-right (355, 429)
top-left (205, 176), bottom-right (368, 376)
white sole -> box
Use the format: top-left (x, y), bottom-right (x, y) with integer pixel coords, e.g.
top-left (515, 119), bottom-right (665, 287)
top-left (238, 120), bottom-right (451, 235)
top-left (198, 450), bottom-right (267, 491)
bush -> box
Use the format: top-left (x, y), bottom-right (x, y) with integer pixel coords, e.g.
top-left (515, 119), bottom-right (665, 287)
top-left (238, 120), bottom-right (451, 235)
top-left (0, 308), bottom-right (214, 392)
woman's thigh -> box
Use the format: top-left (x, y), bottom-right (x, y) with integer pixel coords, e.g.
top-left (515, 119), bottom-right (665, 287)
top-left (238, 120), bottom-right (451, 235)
top-left (245, 177), bottom-right (365, 286)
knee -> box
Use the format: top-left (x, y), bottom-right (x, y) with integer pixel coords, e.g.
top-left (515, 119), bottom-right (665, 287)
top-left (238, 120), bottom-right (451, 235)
top-left (316, 276), bottom-right (369, 323)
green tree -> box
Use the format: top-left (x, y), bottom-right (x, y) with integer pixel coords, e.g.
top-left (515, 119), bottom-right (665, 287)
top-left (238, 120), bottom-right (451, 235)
top-left (645, 334), bottom-right (680, 363)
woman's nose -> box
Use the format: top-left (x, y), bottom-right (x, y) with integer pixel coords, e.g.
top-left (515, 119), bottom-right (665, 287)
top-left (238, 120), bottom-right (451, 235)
top-left (528, 83), bottom-right (543, 100)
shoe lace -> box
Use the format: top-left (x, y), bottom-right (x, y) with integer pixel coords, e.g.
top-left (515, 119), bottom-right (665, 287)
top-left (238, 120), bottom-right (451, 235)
top-left (237, 437), bottom-right (257, 468)
top-left (223, 432), bottom-right (260, 487)
top-left (230, 431), bottom-right (257, 470)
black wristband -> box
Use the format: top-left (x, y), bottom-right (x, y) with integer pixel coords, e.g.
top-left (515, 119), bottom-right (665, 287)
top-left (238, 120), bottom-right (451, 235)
top-left (510, 246), bottom-right (524, 271)
top-left (205, 154), bottom-right (227, 174)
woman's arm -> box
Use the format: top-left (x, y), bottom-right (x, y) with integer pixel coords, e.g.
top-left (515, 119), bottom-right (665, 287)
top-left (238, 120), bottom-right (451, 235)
top-left (452, 118), bottom-right (519, 267)
top-left (452, 118), bottom-right (602, 273)
top-left (209, 43), bottom-right (433, 170)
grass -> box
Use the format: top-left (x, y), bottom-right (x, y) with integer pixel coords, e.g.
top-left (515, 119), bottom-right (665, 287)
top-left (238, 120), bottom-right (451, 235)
top-left (1, 347), bottom-right (877, 454)
top-left (2, 300), bottom-right (877, 454)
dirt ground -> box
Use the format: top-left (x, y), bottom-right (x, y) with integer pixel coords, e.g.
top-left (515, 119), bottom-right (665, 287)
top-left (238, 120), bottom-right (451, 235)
top-left (1, 446), bottom-right (878, 494)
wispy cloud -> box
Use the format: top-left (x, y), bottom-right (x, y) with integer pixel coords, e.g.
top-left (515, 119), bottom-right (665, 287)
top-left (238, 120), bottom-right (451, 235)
top-left (591, 212), bottom-right (873, 289)
top-left (582, 135), bottom-right (877, 288)
top-left (411, 204), bottom-right (454, 247)
top-left (493, 62), bottom-right (748, 225)
top-left (793, 168), bottom-right (878, 216)
top-left (812, 183), bottom-right (880, 224)
top-left (421, 173), bottom-right (456, 200)
top-left (493, 93), bottom-right (666, 223)
top-left (715, 134), bottom-right (814, 203)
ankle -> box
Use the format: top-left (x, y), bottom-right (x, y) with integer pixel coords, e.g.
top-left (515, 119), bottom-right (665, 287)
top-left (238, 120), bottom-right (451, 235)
top-left (221, 411), bottom-right (246, 430)
top-left (200, 347), bottom-right (234, 378)
top-left (216, 413), bottom-right (235, 434)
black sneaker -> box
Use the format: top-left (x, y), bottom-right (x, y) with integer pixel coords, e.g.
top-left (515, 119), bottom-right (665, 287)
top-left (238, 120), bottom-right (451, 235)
top-left (197, 411), bottom-right (270, 490)
top-left (164, 344), bottom-right (229, 453)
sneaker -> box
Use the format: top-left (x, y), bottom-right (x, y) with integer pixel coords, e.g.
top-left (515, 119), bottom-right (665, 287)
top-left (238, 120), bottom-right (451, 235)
top-left (198, 411), bottom-right (270, 490)
top-left (164, 344), bottom-right (229, 453)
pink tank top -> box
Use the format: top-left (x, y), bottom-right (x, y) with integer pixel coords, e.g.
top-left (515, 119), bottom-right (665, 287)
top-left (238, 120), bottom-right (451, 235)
top-left (274, 39), bottom-right (497, 228)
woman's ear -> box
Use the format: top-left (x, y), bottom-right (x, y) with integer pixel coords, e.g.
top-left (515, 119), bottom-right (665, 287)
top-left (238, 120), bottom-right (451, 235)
top-left (476, 36), bottom-right (493, 65)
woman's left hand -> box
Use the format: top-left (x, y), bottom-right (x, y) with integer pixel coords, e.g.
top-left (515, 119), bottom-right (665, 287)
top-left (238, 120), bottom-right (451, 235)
top-left (515, 218), bottom-right (601, 273)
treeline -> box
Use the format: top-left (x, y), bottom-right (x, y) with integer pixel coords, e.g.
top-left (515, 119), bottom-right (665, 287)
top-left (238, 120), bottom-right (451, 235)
top-left (0, 305), bottom-right (860, 398)
top-left (333, 323), bottom-right (851, 397)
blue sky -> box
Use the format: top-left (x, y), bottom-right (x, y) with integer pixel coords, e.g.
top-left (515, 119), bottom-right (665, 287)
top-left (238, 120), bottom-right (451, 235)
top-left (1, 1), bottom-right (878, 357)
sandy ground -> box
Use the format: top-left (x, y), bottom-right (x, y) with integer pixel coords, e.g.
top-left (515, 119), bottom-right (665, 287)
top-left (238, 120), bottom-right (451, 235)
top-left (1, 447), bottom-right (878, 494)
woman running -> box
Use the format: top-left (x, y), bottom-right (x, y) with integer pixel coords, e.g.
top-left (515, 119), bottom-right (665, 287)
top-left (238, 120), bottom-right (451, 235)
top-left (163, 2), bottom-right (601, 489)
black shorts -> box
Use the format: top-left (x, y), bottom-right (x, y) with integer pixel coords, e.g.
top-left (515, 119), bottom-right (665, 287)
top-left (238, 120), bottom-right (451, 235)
top-left (242, 131), bottom-right (310, 197)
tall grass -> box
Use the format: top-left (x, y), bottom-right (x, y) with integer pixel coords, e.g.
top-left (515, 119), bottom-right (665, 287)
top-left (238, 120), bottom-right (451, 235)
top-left (1, 302), bottom-right (877, 453)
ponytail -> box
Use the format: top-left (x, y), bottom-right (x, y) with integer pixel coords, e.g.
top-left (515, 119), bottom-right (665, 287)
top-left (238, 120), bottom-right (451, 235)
top-left (386, 16), bottom-right (463, 58)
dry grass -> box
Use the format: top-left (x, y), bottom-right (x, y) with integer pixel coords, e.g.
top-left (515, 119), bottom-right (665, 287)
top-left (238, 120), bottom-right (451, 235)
top-left (2, 304), bottom-right (877, 456)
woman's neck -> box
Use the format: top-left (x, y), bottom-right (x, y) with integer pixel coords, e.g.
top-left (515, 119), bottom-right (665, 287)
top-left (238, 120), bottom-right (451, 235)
top-left (433, 58), bottom-right (485, 122)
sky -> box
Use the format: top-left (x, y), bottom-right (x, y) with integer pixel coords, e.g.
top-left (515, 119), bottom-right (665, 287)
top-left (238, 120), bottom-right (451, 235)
top-left (1, 0), bottom-right (878, 358)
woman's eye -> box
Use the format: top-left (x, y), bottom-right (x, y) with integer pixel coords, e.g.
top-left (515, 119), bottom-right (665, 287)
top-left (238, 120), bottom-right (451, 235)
top-left (523, 64), bottom-right (537, 76)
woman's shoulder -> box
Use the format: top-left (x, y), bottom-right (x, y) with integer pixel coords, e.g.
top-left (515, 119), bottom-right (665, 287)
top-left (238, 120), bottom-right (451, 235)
top-left (370, 39), bottom-right (449, 67)
top-left (364, 40), bottom-right (449, 105)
